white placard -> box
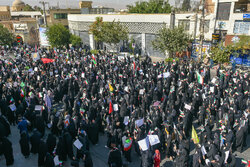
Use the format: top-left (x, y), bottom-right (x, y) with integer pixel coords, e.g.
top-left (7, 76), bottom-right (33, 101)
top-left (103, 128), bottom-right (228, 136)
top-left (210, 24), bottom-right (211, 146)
top-left (53, 155), bottom-right (60, 166)
top-left (9, 104), bottom-right (16, 111)
top-left (138, 137), bottom-right (150, 151)
top-left (35, 105), bottom-right (43, 111)
top-left (34, 67), bottom-right (38, 72)
top-left (233, 78), bottom-right (236, 83)
top-left (139, 89), bottom-right (144, 95)
top-left (185, 104), bottom-right (191, 110)
top-left (50, 72), bottom-right (53, 76)
top-left (135, 118), bottom-right (144, 127)
top-left (201, 145), bottom-right (207, 155)
top-left (211, 78), bottom-right (216, 84)
top-left (37, 76), bottom-right (40, 81)
top-left (74, 139), bottom-right (83, 150)
top-left (148, 135), bottom-right (160, 146)
top-left (157, 74), bottom-right (162, 78)
top-left (113, 104), bottom-right (118, 111)
top-left (81, 73), bottom-right (85, 78)
top-left (210, 87), bottom-right (214, 93)
top-left (123, 116), bottom-right (129, 125)
top-left (124, 86), bottom-right (129, 92)
top-left (163, 72), bottom-right (170, 78)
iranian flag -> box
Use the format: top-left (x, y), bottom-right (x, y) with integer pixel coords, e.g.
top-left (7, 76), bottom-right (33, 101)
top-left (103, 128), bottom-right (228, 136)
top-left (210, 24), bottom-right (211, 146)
top-left (85, 80), bottom-right (88, 85)
top-left (20, 89), bottom-right (25, 98)
top-left (196, 71), bottom-right (204, 84)
top-left (241, 159), bottom-right (248, 165)
top-left (38, 92), bottom-right (43, 98)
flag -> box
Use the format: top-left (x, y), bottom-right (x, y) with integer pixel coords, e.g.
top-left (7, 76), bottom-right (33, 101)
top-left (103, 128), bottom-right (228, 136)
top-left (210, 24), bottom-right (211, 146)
top-left (109, 83), bottom-right (114, 92)
top-left (20, 89), bottom-right (25, 98)
top-left (196, 71), bottom-right (203, 84)
top-left (92, 59), bottom-right (97, 66)
top-left (9, 97), bottom-right (14, 103)
top-left (109, 101), bottom-right (113, 114)
top-left (80, 108), bottom-right (85, 115)
top-left (41, 58), bottom-right (54, 64)
top-left (38, 92), bottom-right (43, 98)
top-left (123, 137), bottom-right (133, 151)
top-left (191, 125), bottom-right (199, 144)
top-left (180, 110), bottom-right (185, 118)
top-left (85, 80), bottom-right (88, 85)
top-left (133, 62), bottom-right (136, 70)
top-left (242, 159), bottom-right (248, 165)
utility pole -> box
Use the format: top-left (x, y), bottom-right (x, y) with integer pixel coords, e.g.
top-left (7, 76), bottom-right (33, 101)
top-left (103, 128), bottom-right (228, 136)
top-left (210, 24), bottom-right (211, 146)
top-left (39, 1), bottom-right (48, 27)
top-left (199, 0), bottom-right (205, 60)
top-left (194, 13), bottom-right (198, 41)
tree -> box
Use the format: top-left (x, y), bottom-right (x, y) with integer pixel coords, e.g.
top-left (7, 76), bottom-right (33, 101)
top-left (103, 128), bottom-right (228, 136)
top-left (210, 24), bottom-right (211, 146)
top-left (89, 17), bottom-right (128, 50)
top-left (101, 21), bottom-right (128, 48)
top-left (70, 34), bottom-right (82, 47)
top-left (89, 17), bottom-right (105, 49)
top-left (46, 24), bottom-right (70, 48)
top-left (0, 24), bottom-right (14, 46)
top-left (127, 0), bottom-right (172, 13)
top-left (210, 44), bottom-right (234, 64)
top-left (182, 0), bottom-right (191, 11)
top-left (232, 35), bottom-right (250, 55)
top-left (152, 26), bottom-right (190, 58)
top-left (23, 4), bottom-right (35, 11)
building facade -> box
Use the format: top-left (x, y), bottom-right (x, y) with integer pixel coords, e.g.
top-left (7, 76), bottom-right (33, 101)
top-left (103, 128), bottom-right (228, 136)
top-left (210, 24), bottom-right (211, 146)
top-left (68, 0), bottom-right (249, 57)
top-left (0, 6), bottom-right (11, 21)
top-left (48, 9), bottom-right (81, 28)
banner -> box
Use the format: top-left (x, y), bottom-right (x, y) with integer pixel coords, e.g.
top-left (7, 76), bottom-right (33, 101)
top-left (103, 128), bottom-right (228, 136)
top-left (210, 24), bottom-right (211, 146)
top-left (39, 27), bottom-right (50, 47)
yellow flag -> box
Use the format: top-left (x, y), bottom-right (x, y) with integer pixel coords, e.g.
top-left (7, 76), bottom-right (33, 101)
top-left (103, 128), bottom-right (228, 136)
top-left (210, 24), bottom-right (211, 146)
top-left (109, 83), bottom-right (114, 92)
top-left (192, 125), bottom-right (199, 144)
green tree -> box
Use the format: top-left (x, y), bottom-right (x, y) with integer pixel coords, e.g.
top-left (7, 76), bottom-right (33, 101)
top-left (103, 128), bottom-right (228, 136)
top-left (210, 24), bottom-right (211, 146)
top-left (70, 34), bottom-right (82, 47)
top-left (23, 4), bottom-right (35, 11)
top-left (210, 44), bottom-right (234, 64)
top-left (89, 17), bottom-right (128, 50)
top-left (0, 24), bottom-right (14, 46)
top-left (232, 35), bottom-right (250, 55)
top-left (127, 0), bottom-right (172, 13)
top-left (46, 24), bottom-right (70, 48)
top-left (89, 17), bottom-right (105, 49)
top-left (101, 21), bottom-right (128, 48)
top-left (152, 26), bottom-right (190, 58)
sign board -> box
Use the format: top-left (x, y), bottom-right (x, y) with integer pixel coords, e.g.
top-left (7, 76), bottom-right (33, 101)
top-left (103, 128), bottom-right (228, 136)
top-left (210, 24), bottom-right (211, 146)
top-left (191, 42), bottom-right (211, 58)
top-left (39, 27), bottom-right (50, 47)
top-left (212, 33), bottom-right (220, 40)
top-left (243, 14), bottom-right (250, 19)
top-left (13, 23), bottom-right (28, 31)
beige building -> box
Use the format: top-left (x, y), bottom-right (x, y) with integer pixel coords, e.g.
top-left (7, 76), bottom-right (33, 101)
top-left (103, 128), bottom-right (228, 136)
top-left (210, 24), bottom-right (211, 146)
top-left (0, 6), bottom-right (11, 20)
top-left (48, 9), bottom-right (81, 28)
top-left (11, 0), bottom-right (25, 12)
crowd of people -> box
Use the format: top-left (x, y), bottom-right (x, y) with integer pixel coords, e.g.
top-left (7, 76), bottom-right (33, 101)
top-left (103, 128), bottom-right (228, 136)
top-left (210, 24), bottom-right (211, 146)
top-left (0, 45), bottom-right (249, 167)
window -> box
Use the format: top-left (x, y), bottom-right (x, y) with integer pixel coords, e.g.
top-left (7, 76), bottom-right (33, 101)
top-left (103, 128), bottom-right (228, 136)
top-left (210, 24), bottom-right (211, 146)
top-left (178, 20), bottom-right (190, 31)
top-left (233, 20), bottom-right (250, 34)
top-left (53, 13), bottom-right (67, 19)
top-left (217, 3), bottom-right (231, 20)
top-left (200, 20), bottom-right (210, 33)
